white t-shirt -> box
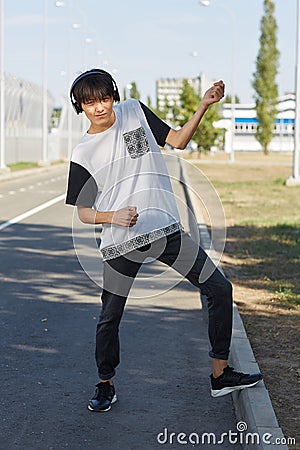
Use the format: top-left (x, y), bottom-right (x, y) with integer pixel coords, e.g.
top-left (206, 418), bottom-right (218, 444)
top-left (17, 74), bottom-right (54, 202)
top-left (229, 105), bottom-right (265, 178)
top-left (66, 99), bottom-right (182, 260)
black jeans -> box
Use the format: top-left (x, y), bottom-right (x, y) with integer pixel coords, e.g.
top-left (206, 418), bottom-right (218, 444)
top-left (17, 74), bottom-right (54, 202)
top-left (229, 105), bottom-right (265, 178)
top-left (96, 230), bottom-right (233, 380)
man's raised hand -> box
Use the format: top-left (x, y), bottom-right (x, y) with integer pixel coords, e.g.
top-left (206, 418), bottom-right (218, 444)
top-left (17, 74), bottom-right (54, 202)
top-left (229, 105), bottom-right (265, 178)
top-left (202, 80), bottom-right (225, 107)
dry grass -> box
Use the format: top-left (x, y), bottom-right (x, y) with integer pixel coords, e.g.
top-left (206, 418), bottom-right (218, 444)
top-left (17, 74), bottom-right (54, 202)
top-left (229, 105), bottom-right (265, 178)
top-left (190, 152), bottom-right (300, 447)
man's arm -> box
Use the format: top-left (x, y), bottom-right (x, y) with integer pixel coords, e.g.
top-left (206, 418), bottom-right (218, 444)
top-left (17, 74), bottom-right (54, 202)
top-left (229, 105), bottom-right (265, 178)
top-left (77, 205), bottom-right (139, 227)
top-left (165, 80), bottom-right (225, 150)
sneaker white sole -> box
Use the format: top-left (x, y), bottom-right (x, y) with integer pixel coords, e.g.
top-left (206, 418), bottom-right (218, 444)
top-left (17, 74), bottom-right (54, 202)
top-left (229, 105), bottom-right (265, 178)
top-left (211, 380), bottom-right (261, 398)
top-left (87, 394), bottom-right (117, 412)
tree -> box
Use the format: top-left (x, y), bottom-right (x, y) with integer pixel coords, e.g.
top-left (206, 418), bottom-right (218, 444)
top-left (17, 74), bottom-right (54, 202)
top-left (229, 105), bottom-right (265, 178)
top-left (152, 95), bottom-right (180, 123)
top-left (252, 0), bottom-right (280, 155)
top-left (224, 94), bottom-right (240, 104)
top-left (50, 107), bottom-right (61, 129)
top-left (129, 82), bottom-right (140, 100)
top-left (178, 80), bottom-right (223, 154)
top-left (148, 99), bottom-right (167, 121)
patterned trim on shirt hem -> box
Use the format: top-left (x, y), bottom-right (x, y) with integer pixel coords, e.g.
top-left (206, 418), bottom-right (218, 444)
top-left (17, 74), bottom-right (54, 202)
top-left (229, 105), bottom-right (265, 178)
top-left (101, 222), bottom-right (183, 261)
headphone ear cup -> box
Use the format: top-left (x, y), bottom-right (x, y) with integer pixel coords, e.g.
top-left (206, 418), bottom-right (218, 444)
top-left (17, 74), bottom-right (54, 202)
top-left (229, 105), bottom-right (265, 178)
top-left (72, 100), bottom-right (82, 114)
top-left (113, 87), bottom-right (120, 102)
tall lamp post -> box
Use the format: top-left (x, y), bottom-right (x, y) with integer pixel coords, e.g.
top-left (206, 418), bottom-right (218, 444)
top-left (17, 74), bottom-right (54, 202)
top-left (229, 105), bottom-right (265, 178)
top-left (0, 0), bottom-right (6, 170)
top-left (42, 0), bottom-right (48, 164)
top-left (199, 0), bottom-right (236, 162)
top-left (55, 1), bottom-right (75, 158)
top-left (286, 0), bottom-right (300, 186)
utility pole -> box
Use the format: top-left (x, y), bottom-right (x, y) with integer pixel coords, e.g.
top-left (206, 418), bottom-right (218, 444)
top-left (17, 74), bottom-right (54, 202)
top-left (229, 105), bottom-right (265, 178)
top-left (0, 0), bottom-right (7, 171)
top-left (287, 0), bottom-right (300, 185)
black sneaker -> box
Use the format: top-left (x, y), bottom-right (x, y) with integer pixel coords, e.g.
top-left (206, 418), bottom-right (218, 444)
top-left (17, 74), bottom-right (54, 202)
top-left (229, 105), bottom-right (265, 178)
top-left (88, 381), bottom-right (117, 412)
top-left (210, 366), bottom-right (263, 398)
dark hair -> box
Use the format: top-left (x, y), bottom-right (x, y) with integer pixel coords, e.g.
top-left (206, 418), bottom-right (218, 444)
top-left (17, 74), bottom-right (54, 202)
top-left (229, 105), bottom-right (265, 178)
top-left (72, 73), bottom-right (115, 106)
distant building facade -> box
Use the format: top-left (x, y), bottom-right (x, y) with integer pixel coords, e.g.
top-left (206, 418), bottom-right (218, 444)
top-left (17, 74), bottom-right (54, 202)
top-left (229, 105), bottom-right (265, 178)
top-left (219, 94), bottom-right (295, 152)
top-left (156, 73), bottom-right (215, 121)
top-left (156, 72), bottom-right (295, 152)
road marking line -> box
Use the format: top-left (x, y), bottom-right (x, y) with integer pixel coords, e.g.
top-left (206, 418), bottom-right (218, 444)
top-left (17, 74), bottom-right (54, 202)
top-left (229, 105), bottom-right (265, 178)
top-left (0, 193), bottom-right (65, 231)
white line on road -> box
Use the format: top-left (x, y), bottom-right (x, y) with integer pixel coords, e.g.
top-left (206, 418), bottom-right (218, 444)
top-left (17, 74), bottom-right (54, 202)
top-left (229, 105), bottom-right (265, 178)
top-left (0, 194), bottom-right (65, 231)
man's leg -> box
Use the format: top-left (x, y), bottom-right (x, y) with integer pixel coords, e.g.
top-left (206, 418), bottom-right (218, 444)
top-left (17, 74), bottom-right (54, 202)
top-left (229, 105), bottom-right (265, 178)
top-left (96, 253), bottom-right (143, 380)
top-left (95, 289), bottom-right (127, 382)
top-left (89, 252), bottom-right (143, 412)
top-left (157, 230), bottom-right (262, 397)
top-left (157, 231), bottom-right (232, 366)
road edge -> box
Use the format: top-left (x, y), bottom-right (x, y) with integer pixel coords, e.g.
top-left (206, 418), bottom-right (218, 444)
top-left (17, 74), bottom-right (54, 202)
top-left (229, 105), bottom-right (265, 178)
top-left (0, 161), bottom-right (68, 182)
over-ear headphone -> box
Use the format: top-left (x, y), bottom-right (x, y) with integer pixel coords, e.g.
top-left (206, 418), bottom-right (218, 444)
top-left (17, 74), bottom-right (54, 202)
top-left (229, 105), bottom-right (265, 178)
top-left (70, 69), bottom-right (120, 114)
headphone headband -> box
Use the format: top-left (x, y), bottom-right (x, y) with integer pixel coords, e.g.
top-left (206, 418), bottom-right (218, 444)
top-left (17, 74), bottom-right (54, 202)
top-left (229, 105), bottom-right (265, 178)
top-left (70, 69), bottom-right (120, 114)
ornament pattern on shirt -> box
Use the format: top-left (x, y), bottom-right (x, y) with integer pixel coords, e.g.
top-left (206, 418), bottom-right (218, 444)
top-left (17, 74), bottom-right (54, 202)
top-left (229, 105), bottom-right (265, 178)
top-left (101, 222), bottom-right (183, 260)
top-left (123, 126), bottom-right (150, 159)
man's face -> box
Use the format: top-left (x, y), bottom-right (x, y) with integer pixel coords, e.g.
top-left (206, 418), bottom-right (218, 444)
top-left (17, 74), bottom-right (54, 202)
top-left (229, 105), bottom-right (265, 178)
top-left (81, 96), bottom-right (115, 133)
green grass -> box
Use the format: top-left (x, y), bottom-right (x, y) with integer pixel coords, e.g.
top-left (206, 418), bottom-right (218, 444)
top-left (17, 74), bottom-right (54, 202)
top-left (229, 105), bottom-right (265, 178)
top-left (7, 161), bottom-right (39, 172)
top-left (215, 180), bottom-right (300, 227)
top-left (273, 283), bottom-right (300, 308)
top-left (193, 157), bottom-right (300, 309)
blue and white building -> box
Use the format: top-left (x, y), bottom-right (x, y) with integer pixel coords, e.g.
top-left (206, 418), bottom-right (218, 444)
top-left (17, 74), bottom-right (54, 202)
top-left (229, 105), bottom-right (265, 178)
top-left (219, 94), bottom-right (295, 152)
top-left (156, 73), bottom-right (295, 153)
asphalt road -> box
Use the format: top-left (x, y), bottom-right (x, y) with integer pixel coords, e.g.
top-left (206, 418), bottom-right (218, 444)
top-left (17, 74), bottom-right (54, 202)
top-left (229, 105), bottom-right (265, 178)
top-left (0, 163), bottom-right (241, 450)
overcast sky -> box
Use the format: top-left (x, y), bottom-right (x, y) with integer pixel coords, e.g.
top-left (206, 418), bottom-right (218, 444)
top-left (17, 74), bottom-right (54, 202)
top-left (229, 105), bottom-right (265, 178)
top-left (3, 0), bottom-right (297, 106)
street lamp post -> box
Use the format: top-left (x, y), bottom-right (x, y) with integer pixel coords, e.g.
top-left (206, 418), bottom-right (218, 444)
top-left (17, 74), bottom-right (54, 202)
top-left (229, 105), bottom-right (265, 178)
top-left (42, 0), bottom-right (48, 164)
top-left (67, 3), bottom-right (74, 158)
top-left (55, 0), bottom-right (75, 158)
top-left (286, 0), bottom-right (300, 186)
top-left (199, 0), bottom-right (236, 162)
top-left (0, 0), bottom-right (7, 171)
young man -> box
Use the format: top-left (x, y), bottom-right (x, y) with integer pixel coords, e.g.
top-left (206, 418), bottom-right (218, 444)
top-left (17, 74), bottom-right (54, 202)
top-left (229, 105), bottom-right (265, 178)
top-left (66, 69), bottom-right (262, 412)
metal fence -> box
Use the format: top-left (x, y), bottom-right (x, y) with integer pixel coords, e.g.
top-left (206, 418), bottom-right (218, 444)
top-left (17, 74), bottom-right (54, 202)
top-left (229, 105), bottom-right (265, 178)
top-left (1, 72), bottom-right (84, 165)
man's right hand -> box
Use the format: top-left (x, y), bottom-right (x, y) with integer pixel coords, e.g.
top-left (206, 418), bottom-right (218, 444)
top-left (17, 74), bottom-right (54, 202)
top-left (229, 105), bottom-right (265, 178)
top-left (111, 206), bottom-right (139, 227)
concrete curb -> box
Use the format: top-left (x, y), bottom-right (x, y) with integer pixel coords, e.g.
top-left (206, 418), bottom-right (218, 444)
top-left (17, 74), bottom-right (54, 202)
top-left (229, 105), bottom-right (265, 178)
top-left (179, 157), bottom-right (289, 450)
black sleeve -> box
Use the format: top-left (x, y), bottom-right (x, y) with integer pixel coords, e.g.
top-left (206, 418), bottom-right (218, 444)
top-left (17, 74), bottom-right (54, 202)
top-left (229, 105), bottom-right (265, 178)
top-left (65, 161), bottom-right (98, 207)
top-left (139, 102), bottom-right (171, 147)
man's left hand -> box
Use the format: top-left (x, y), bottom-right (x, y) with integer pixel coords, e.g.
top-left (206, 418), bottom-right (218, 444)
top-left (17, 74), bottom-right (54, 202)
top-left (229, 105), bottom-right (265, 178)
top-left (202, 80), bottom-right (225, 107)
